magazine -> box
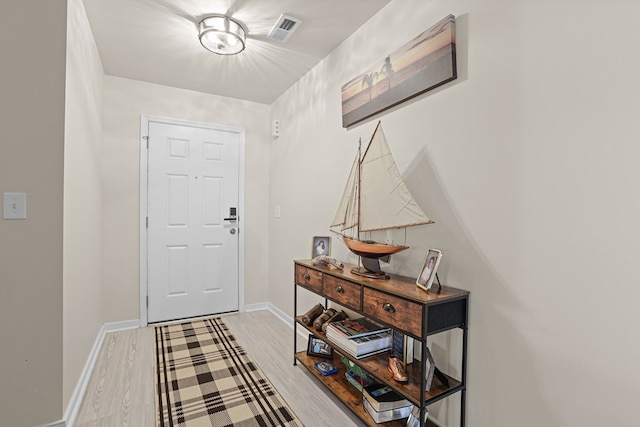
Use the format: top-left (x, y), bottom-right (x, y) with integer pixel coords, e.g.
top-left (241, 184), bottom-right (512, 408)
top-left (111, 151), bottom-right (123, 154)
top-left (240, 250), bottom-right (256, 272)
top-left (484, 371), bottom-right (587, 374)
top-left (328, 317), bottom-right (390, 339)
top-left (326, 325), bottom-right (391, 358)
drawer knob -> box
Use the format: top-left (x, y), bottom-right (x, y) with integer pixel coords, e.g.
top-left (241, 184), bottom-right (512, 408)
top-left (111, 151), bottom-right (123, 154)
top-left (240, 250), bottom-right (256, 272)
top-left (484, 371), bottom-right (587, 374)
top-left (304, 273), bottom-right (310, 280)
top-left (336, 286), bottom-right (344, 293)
top-left (382, 303), bottom-right (396, 313)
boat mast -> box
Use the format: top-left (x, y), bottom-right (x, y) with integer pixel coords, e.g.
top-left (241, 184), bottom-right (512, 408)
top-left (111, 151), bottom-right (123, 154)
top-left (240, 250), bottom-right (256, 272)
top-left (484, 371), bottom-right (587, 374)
top-left (356, 137), bottom-right (362, 240)
top-left (356, 137), bottom-right (362, 268)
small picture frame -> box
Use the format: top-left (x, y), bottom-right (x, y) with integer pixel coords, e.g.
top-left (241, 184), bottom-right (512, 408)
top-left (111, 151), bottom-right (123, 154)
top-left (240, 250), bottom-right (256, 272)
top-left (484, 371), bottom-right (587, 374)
top-left (424, 347), bottom-right (436, 391)
top-left (312, 236), bottom-right (331, 258)
top-left (307, 334), bottom-right (334, 358)
top-left (406, 405), bottom-right (429, 427)
top-left (416, 248), bottom-right (442, 292)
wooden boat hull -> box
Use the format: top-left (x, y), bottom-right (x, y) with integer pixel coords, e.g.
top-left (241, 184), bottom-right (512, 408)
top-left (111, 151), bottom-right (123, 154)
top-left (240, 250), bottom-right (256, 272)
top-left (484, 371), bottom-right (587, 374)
top-left (343, 236), bottom-right (408, 258)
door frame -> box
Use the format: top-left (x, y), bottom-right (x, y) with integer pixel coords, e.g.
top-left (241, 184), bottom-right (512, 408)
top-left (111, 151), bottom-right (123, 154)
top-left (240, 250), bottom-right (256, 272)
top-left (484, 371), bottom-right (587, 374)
top-left (139, 115), bottom-right (246, 326)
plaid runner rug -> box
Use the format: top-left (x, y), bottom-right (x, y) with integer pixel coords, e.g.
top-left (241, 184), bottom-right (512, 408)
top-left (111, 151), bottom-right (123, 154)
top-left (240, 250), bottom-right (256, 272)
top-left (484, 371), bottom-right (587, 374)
top-left (155, 318), bottom-right (303, 427)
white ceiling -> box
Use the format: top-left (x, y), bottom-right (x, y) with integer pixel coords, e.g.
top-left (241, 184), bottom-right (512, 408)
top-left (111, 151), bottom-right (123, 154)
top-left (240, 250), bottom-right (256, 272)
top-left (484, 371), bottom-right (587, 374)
top-left (82, 0), bottom-right (391, 104)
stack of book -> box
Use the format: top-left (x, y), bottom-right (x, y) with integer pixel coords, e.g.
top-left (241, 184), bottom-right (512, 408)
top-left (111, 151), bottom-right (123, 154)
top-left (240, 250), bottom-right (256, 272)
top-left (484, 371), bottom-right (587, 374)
top-left (341, 355), bottom-right (374, 392)
top-left (362, 383), bottom-right (413, 423)
top-left (391, 329), bottom-right (414, 365)
top-left (325, 318), bottom-right (391, 359)
top-left (345, 369), bottom-right (373, 392)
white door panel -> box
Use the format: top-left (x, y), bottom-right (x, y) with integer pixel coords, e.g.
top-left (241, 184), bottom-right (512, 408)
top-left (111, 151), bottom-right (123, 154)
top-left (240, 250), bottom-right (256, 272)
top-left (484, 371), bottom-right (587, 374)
top-left (147, 121), bottom-right (239, 323)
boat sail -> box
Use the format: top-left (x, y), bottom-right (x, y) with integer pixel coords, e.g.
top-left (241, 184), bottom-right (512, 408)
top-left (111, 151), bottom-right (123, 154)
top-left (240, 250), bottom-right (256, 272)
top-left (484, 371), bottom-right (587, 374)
top-left (331, 121), bottom-right (433, 278)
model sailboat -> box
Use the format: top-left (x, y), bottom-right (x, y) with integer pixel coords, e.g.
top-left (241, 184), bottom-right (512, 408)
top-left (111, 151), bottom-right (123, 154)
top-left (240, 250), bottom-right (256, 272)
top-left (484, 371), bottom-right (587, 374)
top-left (330, 122), bottom-right (433, 278)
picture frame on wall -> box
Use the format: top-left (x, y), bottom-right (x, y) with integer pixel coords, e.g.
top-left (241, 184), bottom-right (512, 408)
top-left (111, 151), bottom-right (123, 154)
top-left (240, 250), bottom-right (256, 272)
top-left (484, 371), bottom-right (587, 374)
top-left (312, 236), bottom-right (331, 258)
top-left (416, 249), bottom-right (442, 292)
top-left (341, 14), bottom-right (457, 128)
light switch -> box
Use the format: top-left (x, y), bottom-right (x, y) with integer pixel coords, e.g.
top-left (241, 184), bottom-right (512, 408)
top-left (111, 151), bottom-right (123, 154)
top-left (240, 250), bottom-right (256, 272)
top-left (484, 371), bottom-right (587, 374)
top-left (274, 205), bottom-right (281, 218)
top-left (3, 192), bottom-right (27, 219)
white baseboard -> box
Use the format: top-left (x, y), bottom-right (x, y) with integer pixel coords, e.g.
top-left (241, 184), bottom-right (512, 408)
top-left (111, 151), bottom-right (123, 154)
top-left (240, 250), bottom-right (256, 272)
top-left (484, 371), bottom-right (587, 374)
top-left (37, 420), bottom-right (65, 427)
top-left (236, 303), bottom-right (307, 342)
top-left (244, 302), bottom-right (270, 312)
top-left (104, 318), bottom-right (141, 333)
top-left (265, 303), bottom-right (295, 328)
top-left (250, 302), bottom-right (308, 341)
top-left (63, 323), bottom-right (105, 427)
top-left (64, 319), bottom-right (140, 427)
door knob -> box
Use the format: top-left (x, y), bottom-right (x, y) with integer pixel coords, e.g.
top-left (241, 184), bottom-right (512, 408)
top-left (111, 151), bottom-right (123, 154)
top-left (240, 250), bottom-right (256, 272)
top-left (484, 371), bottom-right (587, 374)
top-left (229, 228), bottom-right (236, 234)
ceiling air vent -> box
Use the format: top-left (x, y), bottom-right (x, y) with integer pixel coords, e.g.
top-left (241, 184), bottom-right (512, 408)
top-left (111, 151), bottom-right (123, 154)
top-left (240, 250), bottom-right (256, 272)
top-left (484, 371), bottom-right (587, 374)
top-left (267, 14), bottom-right (301, 43)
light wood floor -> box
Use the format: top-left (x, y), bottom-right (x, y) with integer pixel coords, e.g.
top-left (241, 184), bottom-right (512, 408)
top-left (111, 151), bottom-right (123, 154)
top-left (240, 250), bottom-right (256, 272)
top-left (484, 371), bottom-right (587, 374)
top-left (74, 310), bottom-right (363, 427)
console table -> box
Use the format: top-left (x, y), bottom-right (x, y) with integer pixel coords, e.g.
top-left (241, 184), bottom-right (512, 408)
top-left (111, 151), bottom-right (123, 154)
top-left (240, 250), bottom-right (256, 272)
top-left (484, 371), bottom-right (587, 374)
top-left (293, 259), bottom-right (469, 426)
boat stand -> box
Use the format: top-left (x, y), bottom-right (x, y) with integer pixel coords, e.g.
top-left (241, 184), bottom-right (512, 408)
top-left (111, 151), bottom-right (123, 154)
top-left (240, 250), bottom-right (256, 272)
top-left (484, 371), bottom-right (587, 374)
top-left (351, 257), bottom-right (391, 279)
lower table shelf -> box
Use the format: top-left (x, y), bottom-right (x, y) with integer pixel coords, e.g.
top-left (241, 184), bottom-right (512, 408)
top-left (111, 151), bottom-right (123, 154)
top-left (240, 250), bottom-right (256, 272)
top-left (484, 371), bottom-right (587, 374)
top-left (295, 316), bottom-right (462, 406)
top-left (295, 351), bottom-right (438, 427)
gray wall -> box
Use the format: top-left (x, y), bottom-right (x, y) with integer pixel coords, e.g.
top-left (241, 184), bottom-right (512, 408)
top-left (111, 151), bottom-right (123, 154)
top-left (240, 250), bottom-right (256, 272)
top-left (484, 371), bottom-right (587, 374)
top-left (0, 0), bottom-right (66, 425)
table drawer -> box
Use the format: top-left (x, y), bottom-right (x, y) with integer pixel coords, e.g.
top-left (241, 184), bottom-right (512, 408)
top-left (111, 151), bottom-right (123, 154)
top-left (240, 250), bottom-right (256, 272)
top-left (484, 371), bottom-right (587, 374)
top-left (295, 265), bottom-right (323, 293)
top-left (363, 288), bottom-right (422, 337)
top-left (323, 275), bottom-right (361, 311)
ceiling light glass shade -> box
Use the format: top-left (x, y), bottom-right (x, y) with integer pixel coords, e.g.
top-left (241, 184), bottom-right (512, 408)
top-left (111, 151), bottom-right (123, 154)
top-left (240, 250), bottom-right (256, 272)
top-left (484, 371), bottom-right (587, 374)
top-left (198, 15), bottom-right (246, 55)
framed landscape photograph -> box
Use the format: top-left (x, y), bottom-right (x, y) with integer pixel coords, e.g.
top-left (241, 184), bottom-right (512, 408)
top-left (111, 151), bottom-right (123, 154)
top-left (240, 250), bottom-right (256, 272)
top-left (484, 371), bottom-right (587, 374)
top-left (416, 249), bottom-right (442, 292)
top-left (341, 14), bottom-right (457, 128)
top-left (307, 335), bottom-right (333, 358)
top-left (312, 236), bottom-right (330, 258)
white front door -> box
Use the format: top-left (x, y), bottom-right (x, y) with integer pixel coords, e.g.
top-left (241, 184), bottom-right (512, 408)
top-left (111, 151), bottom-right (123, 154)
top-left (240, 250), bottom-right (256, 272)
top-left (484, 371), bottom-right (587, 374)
top-left (146, 121), bottom-right (240, 323)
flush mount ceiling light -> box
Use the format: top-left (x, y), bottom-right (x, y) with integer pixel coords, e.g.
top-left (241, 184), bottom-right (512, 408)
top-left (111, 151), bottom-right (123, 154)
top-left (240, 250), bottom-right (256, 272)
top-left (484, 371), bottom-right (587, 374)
top-left (198, 15), bottom-right (246, 55)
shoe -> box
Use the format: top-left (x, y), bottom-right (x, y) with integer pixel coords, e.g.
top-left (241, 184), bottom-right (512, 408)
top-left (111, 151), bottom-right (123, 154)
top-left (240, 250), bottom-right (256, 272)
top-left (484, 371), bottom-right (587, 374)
top-left (388, 355), bottom-right (408, 382)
